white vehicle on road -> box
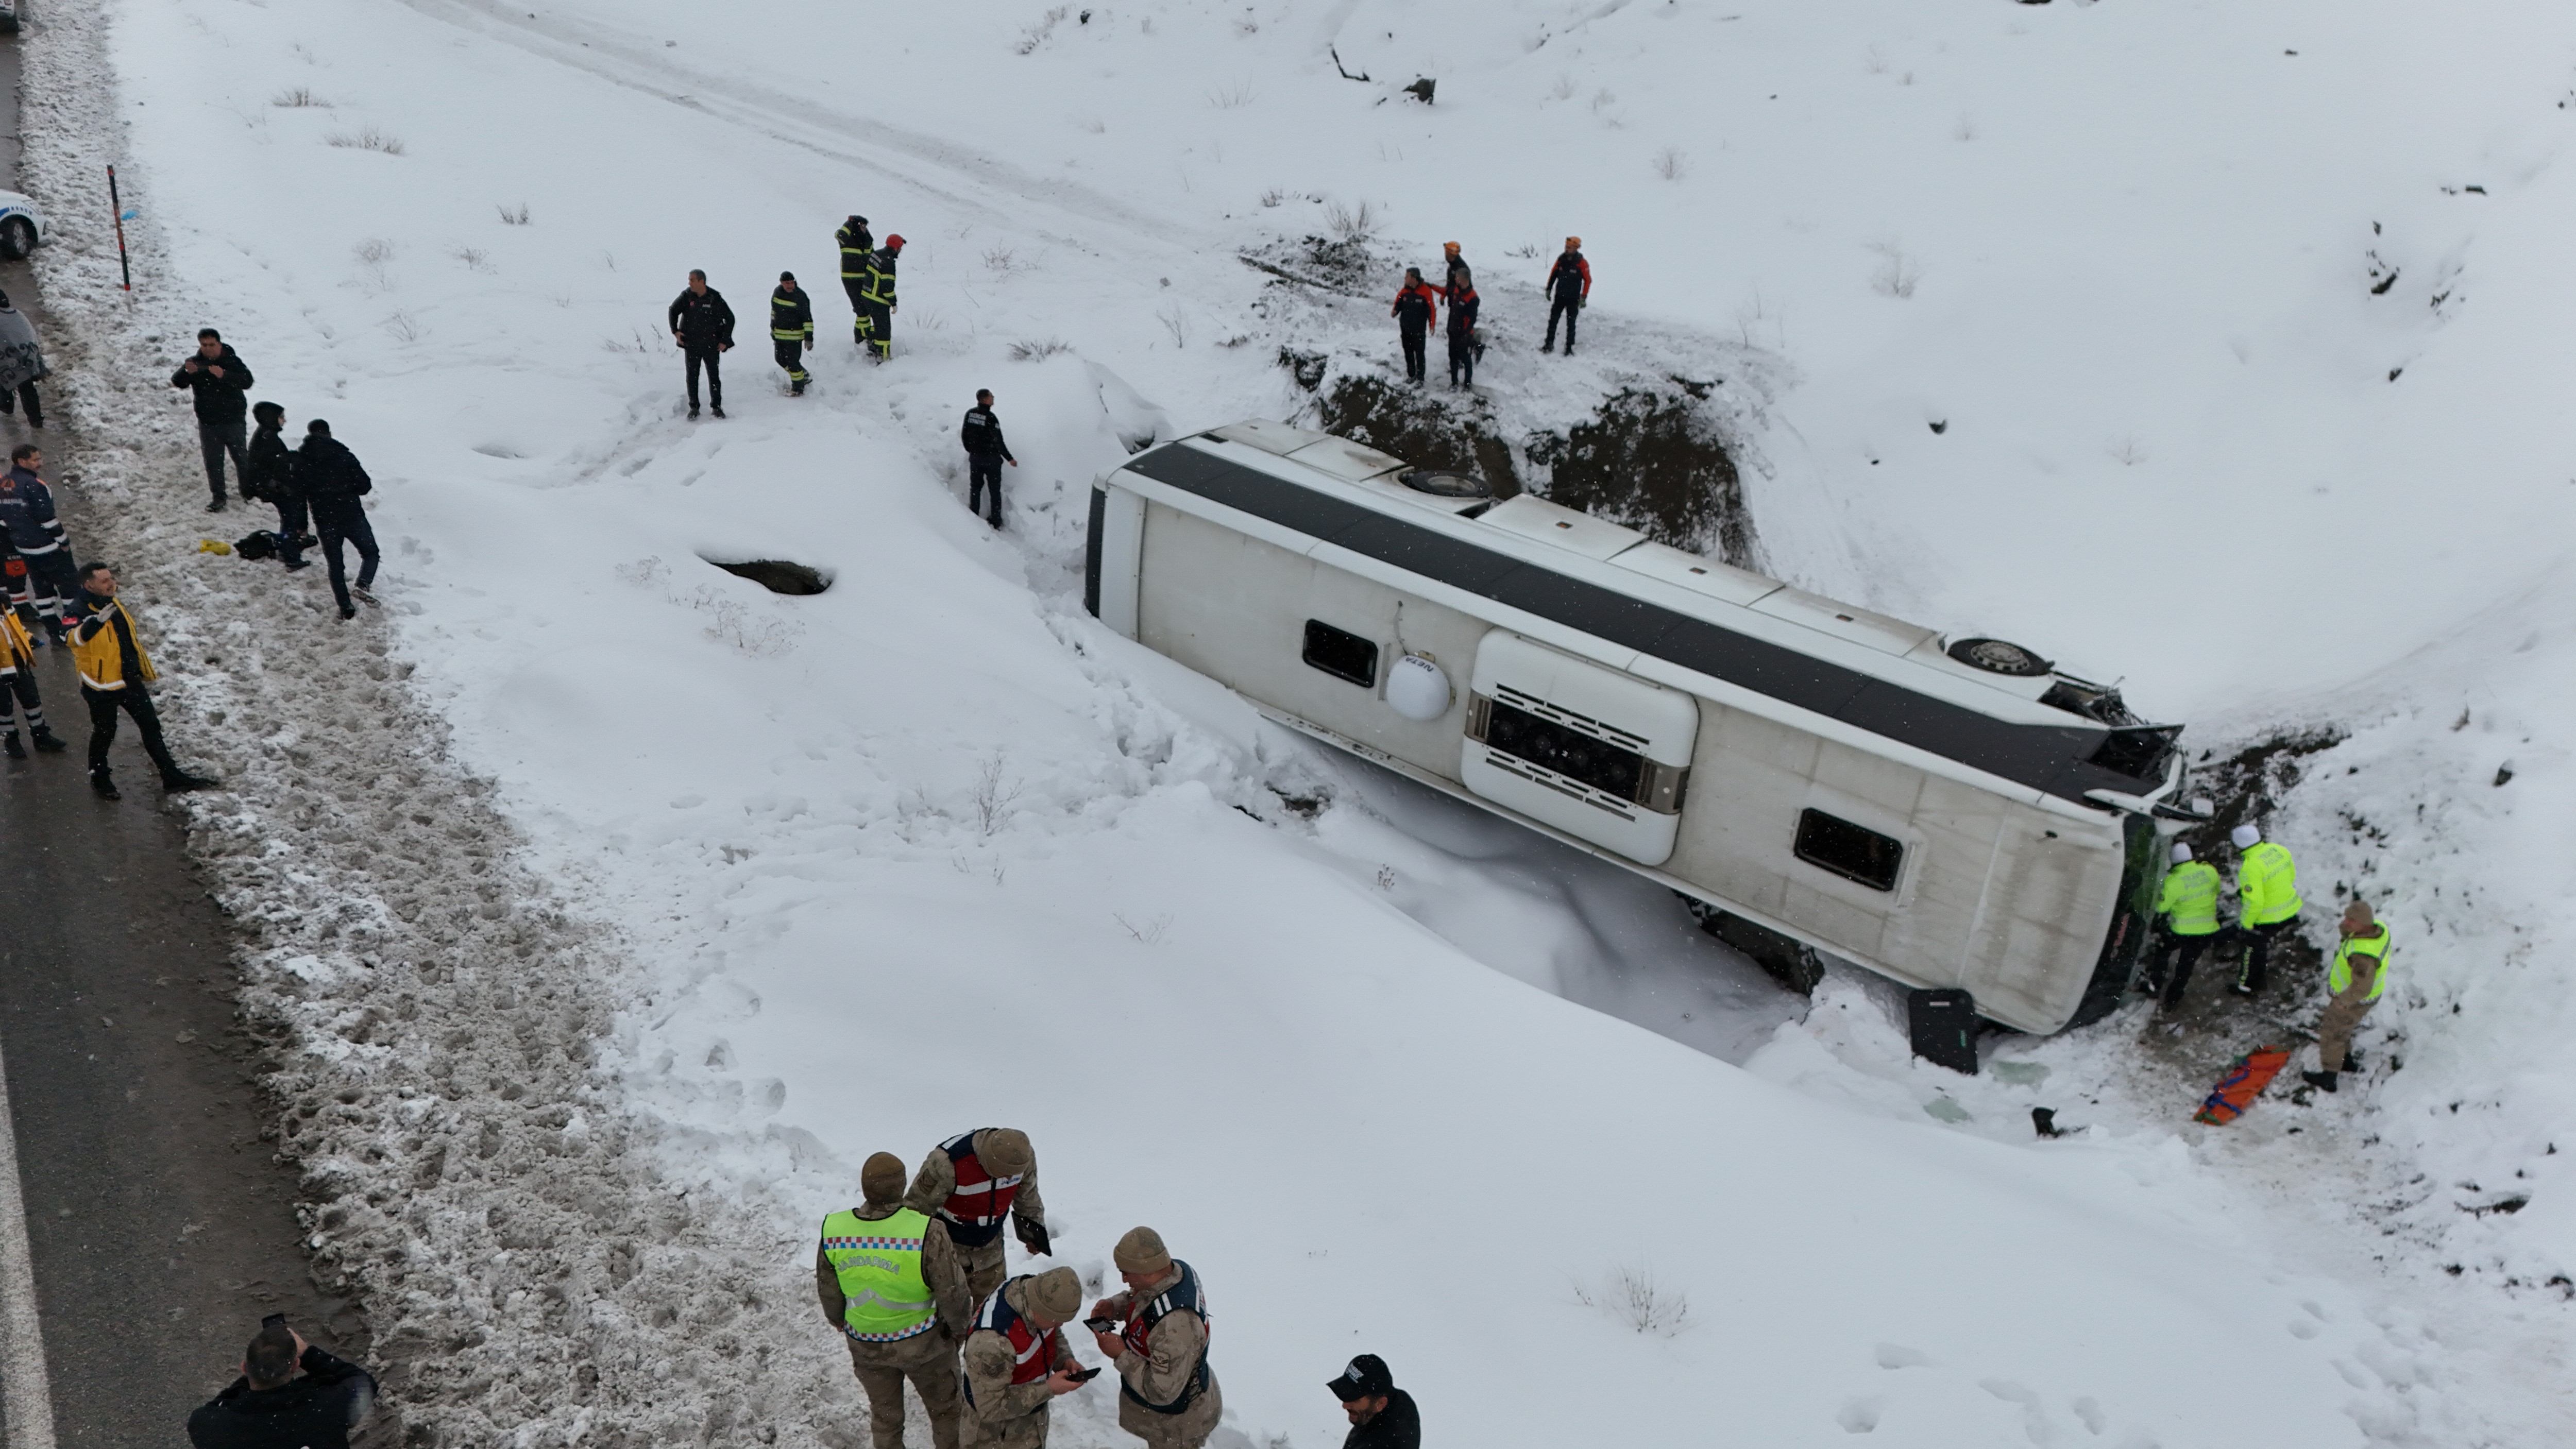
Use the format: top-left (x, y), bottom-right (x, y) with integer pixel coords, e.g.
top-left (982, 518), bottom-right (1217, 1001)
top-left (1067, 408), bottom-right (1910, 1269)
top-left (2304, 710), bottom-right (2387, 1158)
top-left (0, 189), bottom-right (44, 261)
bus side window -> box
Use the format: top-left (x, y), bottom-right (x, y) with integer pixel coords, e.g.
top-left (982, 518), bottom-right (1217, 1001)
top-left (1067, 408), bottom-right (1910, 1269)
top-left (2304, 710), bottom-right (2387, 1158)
top-left (1794, 808), bottom-right (1903, 892)
top-left (1302, 620), bottom-right (1380, 688)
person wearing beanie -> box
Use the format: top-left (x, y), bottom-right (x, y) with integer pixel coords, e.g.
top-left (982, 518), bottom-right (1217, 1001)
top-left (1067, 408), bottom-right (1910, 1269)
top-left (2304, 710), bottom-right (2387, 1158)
top-left (2142, 840), bottom-right (2221, 1010)
top-left (960, 1265), bottom-right (1089, 1449)
top-left (771, 272), bottom-right (816, 396)
top-left (837, 215), bottom-right (876, 345)
top-left (908, 1128), bottom-right (1051, 1300)
top-left (2228, 823), bottom-right (2303, 996)
top-left (819, 1150), bottom-right (974, 1449)
top-left (1542, 236), bottom-right (1590, 355)
top-left (1088, 1226), bottom-right (1221, 1449)
top-left (859, 235), bottom-right (905, 362)
top-left (2302, 899), bottom-right (2393, 1095)
top-left (243, 402), bottom-right (311, 571)
top-left (1326, 1354), bottom-right (1419, 1449)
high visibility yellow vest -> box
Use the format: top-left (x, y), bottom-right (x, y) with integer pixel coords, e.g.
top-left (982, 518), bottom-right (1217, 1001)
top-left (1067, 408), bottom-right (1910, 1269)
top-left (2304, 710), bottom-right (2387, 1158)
top-left (70, 599), bottom-right (156, 691)
top-left (2236, 842), bottom-right (2301, 927)
top-left (2328, 923), bottom-right (2393, 1001)
top-left (2156, 861), bottom-right (2221, 936)
top-left (1, 611), bottom-right (31, 670)
top-left (822, 1207), bottom-right (937, 1342)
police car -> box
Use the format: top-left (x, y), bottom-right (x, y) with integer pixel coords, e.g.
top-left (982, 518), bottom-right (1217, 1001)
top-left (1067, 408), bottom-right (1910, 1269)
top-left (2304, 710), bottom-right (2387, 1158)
top-left (0, 189), bottom-right (44, 261)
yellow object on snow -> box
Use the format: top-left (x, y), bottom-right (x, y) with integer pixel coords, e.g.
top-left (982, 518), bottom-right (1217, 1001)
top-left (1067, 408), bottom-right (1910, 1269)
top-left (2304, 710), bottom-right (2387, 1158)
top-left (197, 538), bottom-right (233, 555)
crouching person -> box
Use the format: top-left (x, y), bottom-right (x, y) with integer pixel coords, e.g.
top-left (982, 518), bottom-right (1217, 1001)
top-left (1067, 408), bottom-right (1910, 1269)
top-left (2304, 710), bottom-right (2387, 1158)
top-left (821, 1152), bottom-right (974, 1449)
top-left (962, 1266), bottom-right (1089, 1448)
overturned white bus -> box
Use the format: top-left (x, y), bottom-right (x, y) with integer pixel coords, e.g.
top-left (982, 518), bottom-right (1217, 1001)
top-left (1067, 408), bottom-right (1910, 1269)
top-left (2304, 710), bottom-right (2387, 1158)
top-left (1085, 420), bottom-right (2195, 1034)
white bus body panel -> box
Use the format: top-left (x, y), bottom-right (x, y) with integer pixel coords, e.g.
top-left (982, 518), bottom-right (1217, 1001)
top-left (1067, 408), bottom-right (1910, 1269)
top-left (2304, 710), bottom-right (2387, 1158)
top-left (1462, 632), bottom-right (1699, 866)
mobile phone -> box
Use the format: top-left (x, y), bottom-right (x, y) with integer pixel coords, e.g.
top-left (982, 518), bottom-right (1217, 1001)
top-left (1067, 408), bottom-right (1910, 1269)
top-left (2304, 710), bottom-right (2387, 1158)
top-left (1067, 1366), bottom-right (1103, 1383)
top-left (1084, 1317), bottom-right (1118, 1334)
top-left (261, 1314), bottom-right (287, 1328)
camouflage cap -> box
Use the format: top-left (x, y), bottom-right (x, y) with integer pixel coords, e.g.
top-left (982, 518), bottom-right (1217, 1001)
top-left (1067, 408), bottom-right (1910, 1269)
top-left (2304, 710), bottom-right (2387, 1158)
top-left (1023, 1266), bottom-right (1082, 1325)
top-left (1113, 1225), bottom-right (1171, 1276)
top-left (861, 1152), bottom-right (908, 1205)
top-left (977, 1128), bottom-right (1034, 1177)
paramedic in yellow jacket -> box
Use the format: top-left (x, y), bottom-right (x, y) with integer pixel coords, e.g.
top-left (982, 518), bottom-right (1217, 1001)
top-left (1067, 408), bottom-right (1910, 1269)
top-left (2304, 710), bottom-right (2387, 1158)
top-left (68, 564), bottom-right (217, 800)
top-left (0, 607), bottom-right (69, 758)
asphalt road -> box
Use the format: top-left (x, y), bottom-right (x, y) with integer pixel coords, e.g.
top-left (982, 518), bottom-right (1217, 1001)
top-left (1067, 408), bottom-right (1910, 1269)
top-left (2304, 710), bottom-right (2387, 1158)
top-left (0, 30), bottom-right (364, 1449)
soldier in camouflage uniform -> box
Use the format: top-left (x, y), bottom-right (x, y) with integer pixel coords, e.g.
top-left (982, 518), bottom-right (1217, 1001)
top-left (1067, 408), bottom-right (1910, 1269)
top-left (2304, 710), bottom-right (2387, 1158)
top-left (1089, 1227), bottom-right (1221, 1449)
top-left (908, 1128), bottom-right (1049, 1301)
top-left (960, 1266), bottom-right (1090, 1449)
top-left (818, 1152), bottom-right (974, 1449)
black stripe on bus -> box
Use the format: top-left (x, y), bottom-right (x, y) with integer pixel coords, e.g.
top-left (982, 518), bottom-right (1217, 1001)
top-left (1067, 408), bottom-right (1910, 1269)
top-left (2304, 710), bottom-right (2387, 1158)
top-left (1121, 440), bottom-right (2146, 804)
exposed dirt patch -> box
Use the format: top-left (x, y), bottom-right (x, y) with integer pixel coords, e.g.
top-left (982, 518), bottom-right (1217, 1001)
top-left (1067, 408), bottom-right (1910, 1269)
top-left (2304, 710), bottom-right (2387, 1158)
top-left (706, 557), bottom-right (832, 595)
top-left (1526, 386), bottom-right (1752, 566)
top-left (1314, 373), bottom-right (1523, 495)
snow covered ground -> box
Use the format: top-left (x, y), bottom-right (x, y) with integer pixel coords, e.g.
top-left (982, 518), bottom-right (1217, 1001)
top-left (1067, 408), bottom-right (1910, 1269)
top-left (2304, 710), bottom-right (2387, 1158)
top-left (23, 0), bottom-right (2576, 1443)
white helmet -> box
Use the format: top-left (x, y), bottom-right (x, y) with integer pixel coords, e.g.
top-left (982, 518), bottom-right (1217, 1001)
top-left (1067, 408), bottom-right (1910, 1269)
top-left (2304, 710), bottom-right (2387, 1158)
top-left (2171, 842), bottom-right (2194, 864)
top-left (2230, 824), bottom-right (2262, 850)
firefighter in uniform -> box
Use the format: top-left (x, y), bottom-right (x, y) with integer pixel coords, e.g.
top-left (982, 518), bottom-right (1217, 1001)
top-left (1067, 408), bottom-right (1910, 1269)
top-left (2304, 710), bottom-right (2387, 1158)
top-left (2143, 842), bottom-right (2221, 1010)
top-left (770, 272), bottom-right (815, 396)
top-left (818, 1151), bottom-right (974, 1449)
top-left (2302, 900), bottom-right (2392, 1094)
top-left (837, 215), bottom-right (874, 346)
top-left (960, 1266), bottom-right (1088, 1449)
top-left (1089, 1227), bottom-right (1220, 1449)
top-left (859, 235), bottom-right (905, 362)
top-left (908, 1128), bottom-right (1048, 1302)
top-left (2228, 823), bottom-right (2302, 996)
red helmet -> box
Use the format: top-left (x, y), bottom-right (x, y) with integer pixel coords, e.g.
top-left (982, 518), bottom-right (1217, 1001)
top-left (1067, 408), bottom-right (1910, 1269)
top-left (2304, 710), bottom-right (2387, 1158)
top-left (886, 234), bottom-right (906, 251)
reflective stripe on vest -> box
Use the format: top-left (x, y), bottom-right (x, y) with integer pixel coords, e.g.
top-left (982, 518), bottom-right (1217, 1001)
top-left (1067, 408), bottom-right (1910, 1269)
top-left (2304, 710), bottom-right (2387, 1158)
top-left (2157, 862), bottom-right (2222, 935)
top-left (862, 255), bottom-right (896, 304)
top-left (838, 228), bottom-right (871, 278)
top-left (960, 1278), bottom-right (1062, 1406)
top-left (936, 1132), bottom-right (1023, 1248)
top-left (1118, 1260), bottom-right (1211, 1416)
top-left (822, 1207), bottom-right (938, 1343)
top-left (2238, 843), bottom-right (2301, 926)
top-left (2328, 924), bottom-right (2393, 1002)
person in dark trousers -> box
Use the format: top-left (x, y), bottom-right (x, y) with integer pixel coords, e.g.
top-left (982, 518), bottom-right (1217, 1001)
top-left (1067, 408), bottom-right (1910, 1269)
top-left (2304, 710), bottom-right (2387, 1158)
top-left (296, 420), bottom-right (379, 619)
top-left (859, 235), bottom-right (904, 362)
top-left (836, 215), bottom-right (874, 347)
top-left (1441, 241), bottom-right (1471, 296)
top-left (1542, 237), bottom-right (1591, 355)
top-left (69, 563), bottom-right (217, 799)
top-left (1327, 1355), bottom-right (1419, 1449)
top-left (960, 388), bottom-right (1018, 529)
top-left (170, 328), bottom-right (255, 510)
top-left (1, 605), bottom-right (67, 758)
top-left (667, 269), bottom-right (736, 418)
top-left (186, 1319), bottom-right (377, 1449)
top-left (0, 285), bottom-right (49, 429)
top-left (770, 272), bottom-right (815, 395)
top-left (1391, 267), bottom-right (1438, 385)
top-left (241, 402), bottom-right (310, 571)
top-left (0, 444), bottom-right (77, 639)
top-left (1444, 270), bottom-right (1480, 389)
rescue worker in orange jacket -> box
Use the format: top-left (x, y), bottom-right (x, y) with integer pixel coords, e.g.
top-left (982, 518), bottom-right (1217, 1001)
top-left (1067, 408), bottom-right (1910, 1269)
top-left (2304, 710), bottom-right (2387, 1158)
top-left (1542, 237), bottom-right (1591, 355)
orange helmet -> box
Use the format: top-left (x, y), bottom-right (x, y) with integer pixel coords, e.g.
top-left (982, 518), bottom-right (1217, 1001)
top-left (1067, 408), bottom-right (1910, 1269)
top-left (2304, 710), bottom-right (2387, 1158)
top-left (886, 234), bottom-right (907, 251)
top-left (1566, 235), bottom-right (1582, 249)
top-left (1443, 241), bottom-right (1461, 255)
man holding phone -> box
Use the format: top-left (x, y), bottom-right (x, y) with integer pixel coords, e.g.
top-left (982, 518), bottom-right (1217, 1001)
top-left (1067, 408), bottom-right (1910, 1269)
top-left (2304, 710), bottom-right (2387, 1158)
top-left (960, 1266), bottom-right (1090, 1448)
top-left (1089, 1226), bottom-right (1221, 1449)
top-left (819, 1152), bottom-right (975, 1449)
top-left (185, 1317), bottom-right (377, 1449)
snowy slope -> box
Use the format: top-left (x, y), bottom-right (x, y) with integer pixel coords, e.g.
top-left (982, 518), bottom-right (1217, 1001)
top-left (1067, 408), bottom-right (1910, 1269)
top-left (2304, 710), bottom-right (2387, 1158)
top-left (36, 0), bottom-right (2576, 1443)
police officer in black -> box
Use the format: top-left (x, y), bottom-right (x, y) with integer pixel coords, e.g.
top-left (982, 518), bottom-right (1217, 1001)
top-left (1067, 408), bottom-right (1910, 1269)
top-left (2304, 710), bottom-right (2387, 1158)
top-left (667, 269), bottom-right (736, 418)
top-left (187, 1319), bottom-right (377, 1449)
top-left (960, 389), bottom-right (1017, 529)
top-left (1326, 1355), bottom-right (1419, 1449)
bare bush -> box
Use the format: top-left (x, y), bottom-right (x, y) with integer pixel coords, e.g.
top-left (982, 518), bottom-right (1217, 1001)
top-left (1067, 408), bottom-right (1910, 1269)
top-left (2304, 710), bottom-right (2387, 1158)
top-left (1506, 242), bottom-right (1543, 259)
top-left (1549, 73), bottom-right (1577, 101)
top-left (970, 754), bottom-right (1025, 837)
top-left (451, 245), bottom-right (493, 272)
top-left (1013, 5), bottom-right (1069, 55)
top-left (1259, 188), bottom-right (1287, 208)
top-left (1653, 146), bottom-right (1690, 182)
top-left (381, 311), bottom-right (423, 344)
top-left (982, 246), bottom-right (1019, 274)
top-left (2107, 435), bottom-right (2150, 467)
top-left (1156, 304), bottom-right (1190, 348)
top-left (1573, 1266), bottom-right (1693, 1337)
top-left (1324, 198), bottom-right (1378, 241)
top-left (353, 237), bottom-right (395, 265)
top-left (325, 127), bottom-right (406, 156)
top-left (496, 202), bottom-right (532, 226)
top-left (1207, 82), bottom-right (1257, 110)
top-left (271, 87), bottom-right (327, 109)
top-left (1868, 241), bottom-right (1920, 299)
top-left (1008, 337), bottom-right (1071, 362)
top-left (1114, 912), bottom-right (1173, 945)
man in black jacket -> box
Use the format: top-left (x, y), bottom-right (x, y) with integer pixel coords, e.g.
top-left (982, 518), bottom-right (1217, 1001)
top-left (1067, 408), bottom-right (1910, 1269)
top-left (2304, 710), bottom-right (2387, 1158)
top-left (170, 328), bottom-right (256, 512)
top-left (770, 272), bottom-right (815, 395)
top-left (667, 269), bottom-right (735, 418)
top-left (836, 215), bottom-right (873, 346)
top-left (296, 420), bottom-right (379, 619)
top-left (960, 388), bottom-right (1016, 528)
top-left (1327, 1355), bottom-right (1418, 1449)
top-left (187, 1321), bottom-right (377, 1449)
top-left (242, 402), bottom-right (309, 570)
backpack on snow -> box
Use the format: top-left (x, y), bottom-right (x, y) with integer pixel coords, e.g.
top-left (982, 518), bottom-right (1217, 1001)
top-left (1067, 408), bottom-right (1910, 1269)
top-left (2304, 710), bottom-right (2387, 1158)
top-left (234, 530), bottom-right (280, 561)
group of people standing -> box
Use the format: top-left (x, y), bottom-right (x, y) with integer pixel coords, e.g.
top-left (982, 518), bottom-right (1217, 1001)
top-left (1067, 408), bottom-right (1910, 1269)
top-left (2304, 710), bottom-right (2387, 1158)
top-left (818, 1127), bottom-right (1417, 1449)
top-left (1389, 236), bottom-right (1593, 389)
top-left (667, 216), bottom-right (907, 417)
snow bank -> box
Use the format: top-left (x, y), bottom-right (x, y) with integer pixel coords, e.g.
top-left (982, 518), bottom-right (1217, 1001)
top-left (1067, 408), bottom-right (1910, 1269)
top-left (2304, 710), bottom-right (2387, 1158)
top-left (38, 0), bottom-right (2576, 1443)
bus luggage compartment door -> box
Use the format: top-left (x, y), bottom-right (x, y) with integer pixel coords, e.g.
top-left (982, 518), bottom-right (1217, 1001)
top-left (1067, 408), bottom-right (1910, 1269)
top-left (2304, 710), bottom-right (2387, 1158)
top-left (1461, 630), bottom-right (1699, 866)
